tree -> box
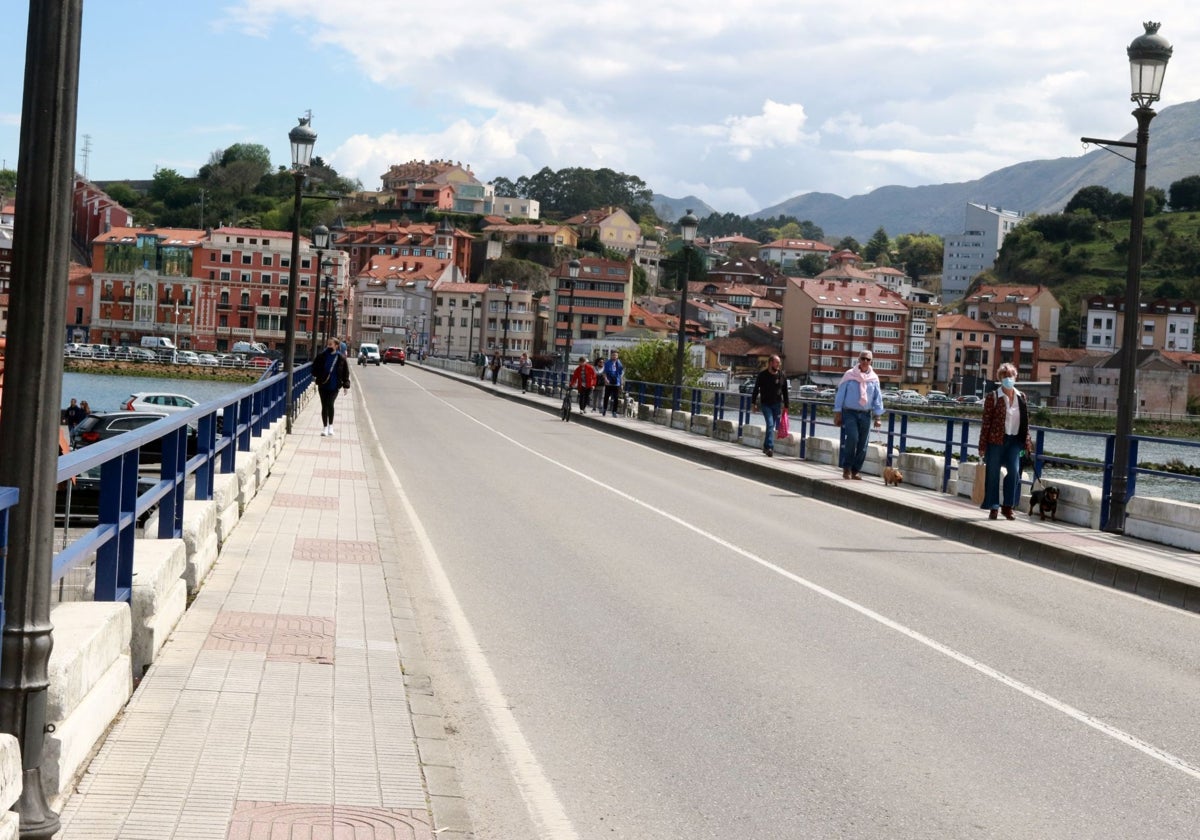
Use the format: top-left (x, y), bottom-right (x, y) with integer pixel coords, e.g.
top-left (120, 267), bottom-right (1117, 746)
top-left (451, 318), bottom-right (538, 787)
top-left (1065, 185), bottom-right (1121, 219)
top-left (1168, 175), bottom-right (1200, 211)
top-left (490, 176), bottom-right (518, 197)
top-left (0, 168), bottom-right (16, 197)
top-left (620, 339), bottom-right (701, 386)
top-left (795, 254), bottom-right (827, 277)
top-left (864, 227), bottom-right (891, 263)
top-left (835, 236), bottom-right (860, 253)
top-left (895, 233), bottom-right (943, 281)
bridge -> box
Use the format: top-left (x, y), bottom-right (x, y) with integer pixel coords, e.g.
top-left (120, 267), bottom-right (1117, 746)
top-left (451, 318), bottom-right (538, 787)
top-left (0, 362), bottom-right (1196, 838)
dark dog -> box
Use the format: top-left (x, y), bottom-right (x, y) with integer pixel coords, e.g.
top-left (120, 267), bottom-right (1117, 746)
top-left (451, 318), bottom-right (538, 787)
top-left (1028, 485), bottom-right (1060, 521)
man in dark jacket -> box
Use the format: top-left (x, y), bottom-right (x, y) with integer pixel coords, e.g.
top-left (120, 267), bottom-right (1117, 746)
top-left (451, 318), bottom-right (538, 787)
top-left (314, 338), bottom-right (351, 437)
top-left (750, 354), bottom-right (790, 457)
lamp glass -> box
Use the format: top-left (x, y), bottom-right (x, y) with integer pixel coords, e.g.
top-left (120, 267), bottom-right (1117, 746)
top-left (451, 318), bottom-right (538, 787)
top-left (1127, 22), bottom-right (1172, 107)
top-left (289, 117), bottom-right (317, 169)
top-left (311, 224), bottom-right (330, 250)
top-left (504, 280), bottom-right (514, 295)
top-left (679, 209), bottom-right (699, 244)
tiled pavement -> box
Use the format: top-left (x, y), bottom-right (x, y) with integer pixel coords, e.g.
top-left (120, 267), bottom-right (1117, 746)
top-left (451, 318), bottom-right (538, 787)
top-left (55, 393), bottom-right (451, 840)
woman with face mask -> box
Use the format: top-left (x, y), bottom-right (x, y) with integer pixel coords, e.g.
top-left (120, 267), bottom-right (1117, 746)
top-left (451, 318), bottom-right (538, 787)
top-left (977, 362), bottom-right (1033, 520)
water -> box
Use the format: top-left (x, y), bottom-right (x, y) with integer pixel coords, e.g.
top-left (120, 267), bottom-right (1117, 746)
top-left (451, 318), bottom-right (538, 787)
top-left (63, 372), bottom-right (250, 413)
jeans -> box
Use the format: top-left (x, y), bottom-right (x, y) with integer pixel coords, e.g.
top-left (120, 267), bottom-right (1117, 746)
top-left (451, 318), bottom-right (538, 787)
top-left (578, 387), bottom-right (592, 412)
top-left (761, 402), bottom-right (782, 450)
top-left (318, 388), bottom-right (340, 426)
top-left (839, 409), bottom-right (871, 472)
top-left (602, 384), bottom-right (621, 415)
top-left (983, 434), bottom-right (1023, 509)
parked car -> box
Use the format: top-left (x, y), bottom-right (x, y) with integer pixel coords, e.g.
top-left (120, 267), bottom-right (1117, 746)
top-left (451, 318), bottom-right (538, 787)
top-left (73, 410), bottom-right (197, 462)
top-left (357, 343), bottom-right (381, 366)
top-left (956, 395), bottom-right (984, 406)
top-left (897, 393), bottom-right (929, 406)
top-left (174, 350), bottom-right (201, 365)
top-left (125, 392), bottom-right (199, 414)
top-left (817, 387), bottom-right (837, 399)
top-left (795, 385), bottom-right (820, 399)
top-left (56, 466), bottom-right (157, 526)
top-left (738, 377), bottom-right (756, 395)
top-left (382, 346), bottom-right (406, 364)
top-left (196, 353), bottom-right (219, 366)
top-left (926, 393), bottom-right (958, 406)
top-left (127, 347), bottom-right (157, 361)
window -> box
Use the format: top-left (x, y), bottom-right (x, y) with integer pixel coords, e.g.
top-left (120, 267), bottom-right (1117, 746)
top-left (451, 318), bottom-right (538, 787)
top-left (242, 254), bottom-right (252, 265)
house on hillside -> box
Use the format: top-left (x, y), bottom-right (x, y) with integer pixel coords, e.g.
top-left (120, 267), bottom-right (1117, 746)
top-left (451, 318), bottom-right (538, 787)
top-left (941, 203), bottom-right (1028, 302)
top-left (964, 284), bottom-right (1060, 348)
top-left (934, 313), bottom-right (997, 396)
top-left (759, 238), bottom-right (834, 271)
top-left (1057, 350), bottom-right (1192, 416)
top-left (564, 206), bottom-right (641, 253)
top-left (1081, 294), bottom-right (1197, 353)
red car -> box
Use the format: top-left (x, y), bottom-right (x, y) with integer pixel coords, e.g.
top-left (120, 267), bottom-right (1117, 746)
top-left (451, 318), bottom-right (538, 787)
top-left (382, 347), bottom-right (406, 365)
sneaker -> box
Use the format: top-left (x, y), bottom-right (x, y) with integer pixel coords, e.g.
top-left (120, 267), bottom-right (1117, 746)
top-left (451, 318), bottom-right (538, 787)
top-left (766, 449), bottom-right (774, 457)
top-left (851, 472), bottom-right (862, 480)
top-left (842, 468), bottom-right (851, 479)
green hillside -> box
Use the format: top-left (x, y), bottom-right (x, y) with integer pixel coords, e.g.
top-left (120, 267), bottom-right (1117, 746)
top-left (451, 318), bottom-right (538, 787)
top-left (986, 209), bottom-right (1200, 348)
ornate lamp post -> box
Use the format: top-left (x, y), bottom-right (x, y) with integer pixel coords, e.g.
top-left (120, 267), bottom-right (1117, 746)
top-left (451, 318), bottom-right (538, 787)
top-left (502, 279), bottom-right (514, 361)
top-left (322, 266), bottom-right (335, 344)
top-left (674, 210), bottom-right (699, 395)
top-left (564, 258), bottom-right (580, 369)
top-left (284, 115), bottom-right (316, 433)
top-left (1081, 22), bottom-right (1172, 533)
top-left (467, 293), bottom-right (478, 361)
top-left (308, 224), bottom-right (329, 358)
top-left (447, 298), bottom-right (456, 358)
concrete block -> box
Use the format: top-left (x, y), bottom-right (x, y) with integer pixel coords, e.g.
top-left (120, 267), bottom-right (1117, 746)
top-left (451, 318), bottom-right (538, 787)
top-left (636, 403), bottom-right (653, 422)
top-left (212, 471), bottom-right (239, 514)
top-left (0, 812), bottom-right (16, 840)
top-left (0, 734), bottom-right (21, 813)
top-left (46, 602), bottom-right (131, 721)
top-left (897, 451), bottom-right (944, 491)
top-left (741, 423), bottom-right (765, 450)
top-left (1035, 478), bottom-right (1101, 529)
top-left (43, 653), bottom-right (132, 805)
top-left (712, 418), bottom-right (736, 442)
top-left (690, 414), bottom-right (713, 437)
top-left (181, 499), bottom-right (217, 559)
top-left (1126, 495), bottom-right (1200, 551)
top-left (670, 410), bottom-right (691, 431)
top-left (652, 407), bottom-right (671, 426)
top-left (804, 435), bottom-right (839, 467)
top-left (215, 501), bottom-right (240, 548)
top-left (186, 530), bottom-right (220, 595)
top-left (130, 540), bottom-right (187, 674)
top-left (775, 432), bottom-right (800, 457)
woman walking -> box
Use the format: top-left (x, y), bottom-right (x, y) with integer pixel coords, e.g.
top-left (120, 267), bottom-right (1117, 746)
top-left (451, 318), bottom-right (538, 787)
top-left (977, 362), bottom-right (1033, 520)
top-left (314, 338), bottom-right (351, 437)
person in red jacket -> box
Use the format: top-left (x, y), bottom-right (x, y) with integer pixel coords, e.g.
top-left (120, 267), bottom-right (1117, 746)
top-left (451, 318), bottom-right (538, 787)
top-left (569, 355), bottom-right (597, 414)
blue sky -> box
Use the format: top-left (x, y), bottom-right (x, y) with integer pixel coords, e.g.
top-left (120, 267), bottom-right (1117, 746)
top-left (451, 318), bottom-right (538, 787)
top-left (3, 2), bottom-right (1200, 216)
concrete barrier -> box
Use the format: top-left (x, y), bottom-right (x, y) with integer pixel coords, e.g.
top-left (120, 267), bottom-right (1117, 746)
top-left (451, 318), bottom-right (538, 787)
top-left (896, 452), bottom-right (943, 491)
top-left (44, 602), bottom-right (132, 806)
top-left (1126, 495), bottom-right (1200, 551)
top-left (690, 415), bottom-right (713, 437)
top-left (670, 410), bottom-right (691, 431)
top-left (713, 418), bottom-right (736, 442)
top-left (0, 735), bottom-right (20, 840)
top-left (129, 538), bottom-right (188, 675)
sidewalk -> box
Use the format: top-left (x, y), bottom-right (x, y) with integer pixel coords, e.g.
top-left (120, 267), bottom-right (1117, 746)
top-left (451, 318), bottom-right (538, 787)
top-left (55, 392), bottom-right (463, 839)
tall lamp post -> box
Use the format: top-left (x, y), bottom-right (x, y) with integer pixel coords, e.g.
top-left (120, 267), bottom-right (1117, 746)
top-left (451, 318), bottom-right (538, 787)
top-left (447, 298), bottom-right (456, 358)
top-left (564, 258), bottom-right (580, 368)
top-left (321, 267), bottom-right (335, 344)
top-left (1081, 22), bottom-right (1172, 533)
top-left (502, 280), bottom-right (514, 361)
top-left (308, 224), bottom-right (329, 358)
top-left (467, 293), bottom-right (478, 361)
top-left (284, 115), bottom-right (316, 434)
top-left (674, 210), bottom-right (699, 395)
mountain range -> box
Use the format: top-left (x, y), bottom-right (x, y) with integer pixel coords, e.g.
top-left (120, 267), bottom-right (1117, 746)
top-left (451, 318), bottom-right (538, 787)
top-left (655, 98), bottom-right (1200, 242)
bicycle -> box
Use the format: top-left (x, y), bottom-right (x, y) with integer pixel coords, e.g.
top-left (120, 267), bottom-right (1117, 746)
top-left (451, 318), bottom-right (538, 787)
top-left (561, 386), bottom-right (573, 422)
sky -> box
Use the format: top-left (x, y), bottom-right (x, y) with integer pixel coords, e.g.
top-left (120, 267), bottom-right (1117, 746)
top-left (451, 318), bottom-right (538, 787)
top-left (3, 2), bottom-right (1200, 217)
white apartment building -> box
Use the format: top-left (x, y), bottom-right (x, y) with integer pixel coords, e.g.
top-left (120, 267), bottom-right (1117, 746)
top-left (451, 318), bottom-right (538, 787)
top-left (941, 203), bottom-right (1027, 301)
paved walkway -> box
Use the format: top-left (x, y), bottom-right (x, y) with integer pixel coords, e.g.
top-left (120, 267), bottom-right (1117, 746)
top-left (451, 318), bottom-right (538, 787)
top-left (52, 364), bottom-right (1200, 840)
top-left (55, 392), bottom-right (462, 840)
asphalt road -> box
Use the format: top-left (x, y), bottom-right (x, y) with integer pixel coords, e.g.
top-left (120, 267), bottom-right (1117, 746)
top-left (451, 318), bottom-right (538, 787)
top-left (360, 365), bottom-right (1200, 840)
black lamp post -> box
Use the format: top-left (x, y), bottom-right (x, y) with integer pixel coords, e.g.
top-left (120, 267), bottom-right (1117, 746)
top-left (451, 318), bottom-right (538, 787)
top-left (467, 293), bottom-right (478, 361)
top-left (674, 210), bottom-right (699, 394)
top-left (322, 268), bottom-right (334, 344)
top-left (447, 298), bottom-right (456, 358)
top-left (502, 280), bottom-right (514, 361)
top-left (565, 258), bottom-right (580, 368)
top-left (308, 224), bottom-right (329, 358)
top-left (0, 4), bottom-right (82, 834)
top-left (1082, 22), bottom-right (1172, 533)
top-left (284, 115), bottom-right (316, 434)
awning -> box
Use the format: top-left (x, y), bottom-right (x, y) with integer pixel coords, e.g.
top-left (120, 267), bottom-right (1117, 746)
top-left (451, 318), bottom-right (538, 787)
top-left (805, 373), bottom-right (842, 386)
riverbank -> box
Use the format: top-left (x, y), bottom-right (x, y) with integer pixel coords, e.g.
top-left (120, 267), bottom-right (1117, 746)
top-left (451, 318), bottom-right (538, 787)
top-left (64, 358), bottom-right (262, 383)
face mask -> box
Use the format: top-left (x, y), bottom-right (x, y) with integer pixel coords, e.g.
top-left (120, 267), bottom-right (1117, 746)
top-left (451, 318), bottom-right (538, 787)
top-left (1001, 377), bottom-right (1015, 389)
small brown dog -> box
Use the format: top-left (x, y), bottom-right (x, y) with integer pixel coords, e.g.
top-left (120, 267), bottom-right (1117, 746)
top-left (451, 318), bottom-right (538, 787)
top-left (883, 466), bottom-right (904, 486)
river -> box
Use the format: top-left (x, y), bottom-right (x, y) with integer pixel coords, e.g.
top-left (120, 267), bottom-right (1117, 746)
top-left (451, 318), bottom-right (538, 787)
top-left (63, 372), bottom-right (253, 412)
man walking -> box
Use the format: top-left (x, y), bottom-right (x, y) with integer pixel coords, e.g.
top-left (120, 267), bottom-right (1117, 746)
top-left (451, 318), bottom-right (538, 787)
top-left (833, 350), bottom-right (884, 479)
top-left (600, 349), bottom-right (624, 416)
top-left (750, 354), bottom-right (789, 457)
top-left (569, 355), bottom-right (597, 414)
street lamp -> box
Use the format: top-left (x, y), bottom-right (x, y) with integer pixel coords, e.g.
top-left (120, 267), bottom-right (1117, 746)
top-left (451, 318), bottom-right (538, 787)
top-left (1082, 22), bottom-right (1172, 533)
top-left (502, 280), bottom-right (514, 361)
top-left (467, 293), bottom-right (478, 361)
top-left (308, 224), bottom-right (329, 358)
top-left (674, 209), bottom-right (699, 396)
top-left (447, 298), bottom-right (456, 358)
top-left (565, 258), bottom-right (580, 369)
top-left (284, 114), bottom-right (316, 434)
top-left (322, 265), bottom-right (335, 344)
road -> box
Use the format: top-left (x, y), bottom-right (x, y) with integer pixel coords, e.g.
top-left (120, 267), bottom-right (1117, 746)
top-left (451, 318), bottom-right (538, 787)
top-left (360, 364), bottom-right (1200, 840)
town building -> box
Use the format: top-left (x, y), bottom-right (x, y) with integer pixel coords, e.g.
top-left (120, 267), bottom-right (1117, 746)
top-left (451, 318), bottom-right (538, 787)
top-left (964, 284), bottom-right (1061, 348)
top-left (550, 256), bottom-right (635, 364)
top-left (1056, 350), bottom-right (1192, 416)
top-left (330, 218), bottom-right (473, 280)
top-left (934, 314), bottom-right (998, 396)
top-left (780, 255), bottom-right (911, 387)
top-left (480, 222), bottom-right (579, 249)
top-left (941, 203), bottom-right (1027, 301)
top-left (758, 238), bottom-right (834, 271)
top-left (1080, 294), bottom-right (1197, 353)
top-left (563, 207), bottom-right (641, 254)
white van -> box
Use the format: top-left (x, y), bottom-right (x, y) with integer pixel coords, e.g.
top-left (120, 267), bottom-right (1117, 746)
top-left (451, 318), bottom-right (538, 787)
top-left (232, 341), bottom-right (268, 354)
top-left (357, 343), bottom-right (381, 366)
top-left (140, 336), bottom-right (176, 351)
